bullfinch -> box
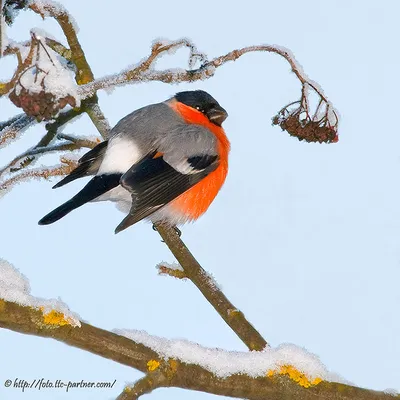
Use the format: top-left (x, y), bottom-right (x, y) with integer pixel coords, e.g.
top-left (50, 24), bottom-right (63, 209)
top-left (38, 90), bottom-right (230, 233)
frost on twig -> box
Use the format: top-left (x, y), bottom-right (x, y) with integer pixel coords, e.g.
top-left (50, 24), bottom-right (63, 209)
top-left (0, 136), bottom-right (96, 178)
top-left (78, 38), bottom-right (208, 99)
top-left (0, 114), bottom-right (35, 149)
top-left (0, 0), bottom-right (7, 56)
top-left (0, 157), bottom-right (77, 198)
top-left (77, 41), bottom-right (340, 143)
top-left (0, 258), bottom-right (80, 327)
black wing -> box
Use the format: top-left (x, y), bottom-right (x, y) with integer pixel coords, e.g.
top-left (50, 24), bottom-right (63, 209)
top-left (53, 140), bottom-right (108, 189)
top-left (115, 154), bottom-right (218, 233)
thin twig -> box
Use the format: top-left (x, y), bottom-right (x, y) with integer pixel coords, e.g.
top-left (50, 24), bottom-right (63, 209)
top-left (153, 223), bottom-right (268, 351)
top-left (0, 162), bottom-right (76, 194)
top-left (116, 372), bottom-right (167, 400)
top-left (56, 132), bottom-right (99, 148)
top-left (0, 114), bottom-right (35, 149)
top-left (45, 37), bottom-right (72, 60)
top-left (0, 113), bottom-right (27, 131)
top-left (0, 107), bottom-right (85, 177)
top-left (0, 141), bottom-right (94, 177)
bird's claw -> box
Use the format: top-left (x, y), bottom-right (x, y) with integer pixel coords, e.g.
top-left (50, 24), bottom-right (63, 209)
top-left (152, 224), bottom-right (182, 240)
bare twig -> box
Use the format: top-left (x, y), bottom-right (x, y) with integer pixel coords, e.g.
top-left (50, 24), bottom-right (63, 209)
top-left (45, 37), bottom-right (72, 60)
top-left (116, 372), bottom-right (167, 400)
top-left (157, 263), bottom-right (187, 280)
top-left (153, 223), bottom-right (268, 351)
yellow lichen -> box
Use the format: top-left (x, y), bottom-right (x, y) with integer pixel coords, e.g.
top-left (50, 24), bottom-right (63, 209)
top-left (227, 309), bottom-right (242, 318)
top-left (40, 308), bottom-right (72, 326)
top-left (164, 359), bottom-right (179, 380)
top-left (266, 365), bottom-right (322, 388)
top-left (147, 359), bottom-right (160, 371)
top-left (0, 299), bottom-right (6, 313)
top-left (168, 359), bottom-right (179, 372)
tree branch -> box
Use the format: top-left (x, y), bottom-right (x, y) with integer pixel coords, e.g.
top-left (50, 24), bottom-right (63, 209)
top-left (29, 0), bottom-right (94, 85)
top-left (83, 98), bottom-right (111, 139)
top-left (0, 114), bottom-right (35, 149)
top-left (0, 107), bottom-right (85, 178)
top-left (153, 223), bottom-right (268, 351)
top-left (116, 372), bottom-right (167, 400)
top-left (0, 161), bottom-right (76, 195)
top-left (0, 140), bottom-right (95, 177)
top-left (0, 299), bottom-right (395, 400)
top-left (78, 41), bottom-right (328, 105)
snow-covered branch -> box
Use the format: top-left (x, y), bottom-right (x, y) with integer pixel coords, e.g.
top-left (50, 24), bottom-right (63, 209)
top-left (0, 271), bottom-right (393, 400)
top-left (0, 261), bottom-right (389, 400)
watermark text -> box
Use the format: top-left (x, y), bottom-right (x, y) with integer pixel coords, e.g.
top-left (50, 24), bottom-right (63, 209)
top-left (4, 378), bottom-right (116, 392)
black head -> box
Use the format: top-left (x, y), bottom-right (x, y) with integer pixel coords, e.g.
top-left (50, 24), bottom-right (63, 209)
top-left (175, 90), bottom-right (228, 126)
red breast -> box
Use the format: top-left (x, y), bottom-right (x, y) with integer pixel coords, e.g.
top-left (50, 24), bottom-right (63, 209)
top-left (167, 101), bottom-right (230, 221)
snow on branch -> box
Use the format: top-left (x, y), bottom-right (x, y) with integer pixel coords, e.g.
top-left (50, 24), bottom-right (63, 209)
top-left (0, 291), bottom-right (392, 400)
top-left (0, 258), bottom-right (80, 326)
top-left (116, 328), bottom-right (336, 383)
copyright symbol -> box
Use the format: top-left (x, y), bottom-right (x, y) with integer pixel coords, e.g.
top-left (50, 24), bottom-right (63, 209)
top-left (4, 379), bottom-right (11, 387)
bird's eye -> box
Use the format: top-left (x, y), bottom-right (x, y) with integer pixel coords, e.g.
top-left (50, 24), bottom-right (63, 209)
top-left (195, 106), bottom-right (205, 113)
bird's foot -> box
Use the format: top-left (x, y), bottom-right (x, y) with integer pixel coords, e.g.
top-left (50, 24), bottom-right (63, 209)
top-left (152, 224), bottom-right (182, 238)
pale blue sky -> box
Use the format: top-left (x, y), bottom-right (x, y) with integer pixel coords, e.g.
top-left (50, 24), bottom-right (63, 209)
top-left (0, 1), bottom-right (399, 399)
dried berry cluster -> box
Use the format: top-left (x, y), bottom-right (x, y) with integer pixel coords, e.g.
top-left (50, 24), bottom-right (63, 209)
top-left (272, 101), bottom-right (338, 144)
top-left (9, 85), bottom-right (76, 122)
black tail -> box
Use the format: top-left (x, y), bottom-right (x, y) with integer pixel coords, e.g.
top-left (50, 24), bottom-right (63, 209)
top-left (53, 163), bottom-right (94, 189)
top-left (53, 141), bottom-right (108, 189)
top-left (39, 174), bottom-right (121, 225)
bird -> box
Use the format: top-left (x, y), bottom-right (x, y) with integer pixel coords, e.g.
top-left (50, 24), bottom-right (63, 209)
top-left (38, 90), bottom-right (230, 233)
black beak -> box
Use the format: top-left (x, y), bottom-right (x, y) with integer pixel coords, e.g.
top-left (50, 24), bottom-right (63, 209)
top-left (207, 106), bottom-right (228, 126)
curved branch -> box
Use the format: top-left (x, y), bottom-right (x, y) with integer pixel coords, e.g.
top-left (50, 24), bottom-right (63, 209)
top-left (0, 299), bottom-right (394, 400)
top-left (78, 42), bottom-right (326, 104)
top-left (154, 223), bottom-right (268, 351)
